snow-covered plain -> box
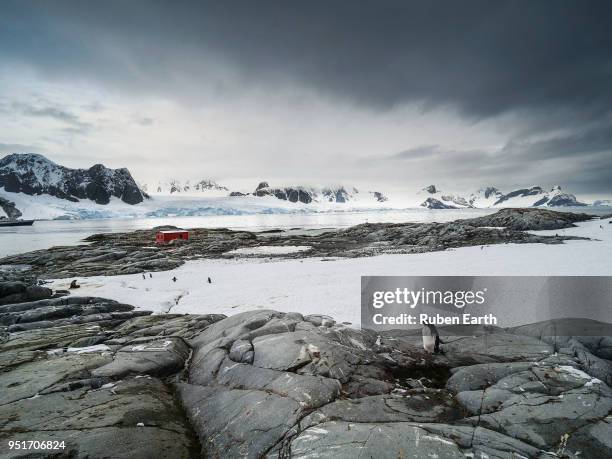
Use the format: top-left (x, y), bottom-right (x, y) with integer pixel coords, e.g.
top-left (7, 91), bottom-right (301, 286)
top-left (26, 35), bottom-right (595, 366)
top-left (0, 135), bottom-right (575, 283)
top-left (48, 218), bottom-right (612, 327)
top-left (225, 245), bottom-right (312, 255)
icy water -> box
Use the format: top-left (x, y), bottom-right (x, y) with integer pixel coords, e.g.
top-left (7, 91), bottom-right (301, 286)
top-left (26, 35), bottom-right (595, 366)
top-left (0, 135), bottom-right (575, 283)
top-left (1, 207), bottom-right (609, 257)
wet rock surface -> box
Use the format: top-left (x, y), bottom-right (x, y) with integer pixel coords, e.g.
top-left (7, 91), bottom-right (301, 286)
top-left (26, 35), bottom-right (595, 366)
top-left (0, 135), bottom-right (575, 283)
top-left (462, 207), bottom-right (596, 231)
top-left (0, 279), bottom-right (223, 459)
top-left (178, 310), bottom-right (612, 459)
top-left (1, 276), bottom-right (611, 458)
top-left (0, 196), bottom-right (22, 219)
top-left (0, 208), bottom-right (598, 278)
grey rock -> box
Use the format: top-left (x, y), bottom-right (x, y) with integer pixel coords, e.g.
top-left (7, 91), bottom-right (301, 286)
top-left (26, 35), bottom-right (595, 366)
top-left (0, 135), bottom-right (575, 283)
top-left (421, 197), bottom-right (458, 209)
top-left (92, 337), bottom-right (190, 378)
top-left (463, 207), bottom-right (594, 230)
top-left (178, 383), bottom-right (301, 458)
top-left (0, 281), bottom-right (53, 305)
top-left (442, 333), bottom-right (554, 361)
top-left (0, 352), bottom-right (112, 405)
top-left (447, 361), bottom-right (535, 393)
top-left (0, 196), bottom-right (22, 219)
top-left (299, 392), bottom-right (461, 425)
top-left (288, 421), bottom-right (464, 459)
top-left (458, 363), bottom-right (612, 450)
top-left (229, 338), bottom-right (254, 363)
top-left (566, 419), bottom-right (612, 458)
top-left (0, 378), bottom-right (197, 459)
top-left (2, 279), bottom-right (611, 458)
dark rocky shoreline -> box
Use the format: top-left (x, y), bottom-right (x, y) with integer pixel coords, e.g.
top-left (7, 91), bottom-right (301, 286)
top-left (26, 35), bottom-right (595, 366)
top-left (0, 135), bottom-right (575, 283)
top-left (1, 208), bottom-right (611, 458)
top-left (1, 280), bottom-right (611, 458)
top-left (0, 208), bottom-right (603, 279)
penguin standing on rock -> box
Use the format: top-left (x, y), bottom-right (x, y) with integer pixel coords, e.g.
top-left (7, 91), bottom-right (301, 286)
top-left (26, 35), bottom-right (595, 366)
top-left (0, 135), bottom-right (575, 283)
top-left (422, 323), bottom-right (443, 354)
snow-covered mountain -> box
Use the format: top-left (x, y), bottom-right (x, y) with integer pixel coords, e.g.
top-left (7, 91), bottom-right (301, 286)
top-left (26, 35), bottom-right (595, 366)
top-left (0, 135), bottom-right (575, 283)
top-left (250, 182), bottom-right (388, 204)
top-left (146, 179), bottom-right (229, 196)
top-left (419, 184), bottom-right (587, 209)
top-left (418, 185), bottom-right (472, 209)
top-left (0, 152), bottom-right (602, 221)
top-left (142, 177), bottom-right (590, 209)
top-left (0, 196), bottom-right (22, 219)
top-left (468, 187), bottom-right (504, 208)
top-left (0, 153), bottom-right (146, 205)
top-left (489, 185), bottom-right (587, 208)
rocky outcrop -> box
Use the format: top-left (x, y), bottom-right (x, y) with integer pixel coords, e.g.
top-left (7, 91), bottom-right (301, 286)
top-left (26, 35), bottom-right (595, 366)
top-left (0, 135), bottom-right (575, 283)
top-left (0, 153), bottom-right (145, 205)
top-left (419, 185), bottom-right (472, 208)
top-left (493, 185), bottom-right (588, 208)
top-left (2, 276), bottom-right (611, 458)
top-left (371, 191), bottom-right (388, 202)
top-left (0, 209), bottom-right (593, 278)
top-left (0, 279), bottom-right (224, 458)
top-left (547, 192), bottom-right (588, 207)
top-left (494, 186), bottom-right (547, 205)
top-left (0, 280), bottom-right (53, 305)
top-left (421, 196), bottom-right (458, 209)
top-left (252, 182), bottom-right (386, 204)
top-left (423, 185), bottom-right (590, 209)
top-left (462, 207), bottom-right (595, 231)
top-left (321, 186), bottom-right (352, 203)
top-left (0, 196), bottom-right (22, 219)
top-left (254, 182), bottom-right (314, 204)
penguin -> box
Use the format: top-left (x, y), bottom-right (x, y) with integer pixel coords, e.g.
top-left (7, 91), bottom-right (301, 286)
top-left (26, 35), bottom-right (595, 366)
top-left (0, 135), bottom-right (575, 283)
top-left (422, 324), bottom-right (436, 353)
top-left (208, 277), bottom-right (212, 284)
top-left (172, 276), bottom-right (177, 283)
top-left (422, 323), bottom-right (443, 354)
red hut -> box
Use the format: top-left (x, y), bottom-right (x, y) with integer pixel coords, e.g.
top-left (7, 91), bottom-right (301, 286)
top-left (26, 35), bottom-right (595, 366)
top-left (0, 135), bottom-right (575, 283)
top-left (155, 230), bottom-right (189, 244)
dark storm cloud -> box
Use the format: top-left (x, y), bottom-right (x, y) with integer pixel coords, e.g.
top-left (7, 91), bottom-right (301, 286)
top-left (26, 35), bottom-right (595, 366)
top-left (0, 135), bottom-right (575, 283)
top-left (387, 124), bottom-right (612, 194)
top-left (502, 125), bottom-right (612, 161)
top-left (1, 0), bottom-right (612, 194)
top-left (2, 0), bottom-right (612, 118)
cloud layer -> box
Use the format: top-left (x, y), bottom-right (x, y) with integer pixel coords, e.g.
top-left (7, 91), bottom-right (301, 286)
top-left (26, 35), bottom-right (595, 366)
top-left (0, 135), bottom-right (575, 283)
top-left (1, 1), bottom-right (611, 195)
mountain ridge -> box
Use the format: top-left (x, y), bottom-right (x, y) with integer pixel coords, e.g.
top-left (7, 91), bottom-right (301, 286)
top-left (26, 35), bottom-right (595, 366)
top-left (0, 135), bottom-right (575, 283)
top-left (420, 184), bottom-right (589, 209)
top-left (0, 153), bottom-right (145, 206)
top-left (1, 154), bottom-right (607, 220)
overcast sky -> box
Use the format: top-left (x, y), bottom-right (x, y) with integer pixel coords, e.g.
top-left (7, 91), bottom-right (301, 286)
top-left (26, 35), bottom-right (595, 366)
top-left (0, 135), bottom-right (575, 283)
top-left (1, 0), bottom-right (611, 196)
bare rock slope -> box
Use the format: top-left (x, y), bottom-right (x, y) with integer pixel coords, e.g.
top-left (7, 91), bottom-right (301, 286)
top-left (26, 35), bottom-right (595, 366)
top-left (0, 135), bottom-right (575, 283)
top-left (1, 277), bottom-right (611, 458)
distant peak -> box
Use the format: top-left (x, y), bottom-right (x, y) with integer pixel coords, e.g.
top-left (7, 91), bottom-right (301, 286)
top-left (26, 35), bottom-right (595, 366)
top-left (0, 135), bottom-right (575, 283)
top-left (477, 186), bottom-right (502, 199)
